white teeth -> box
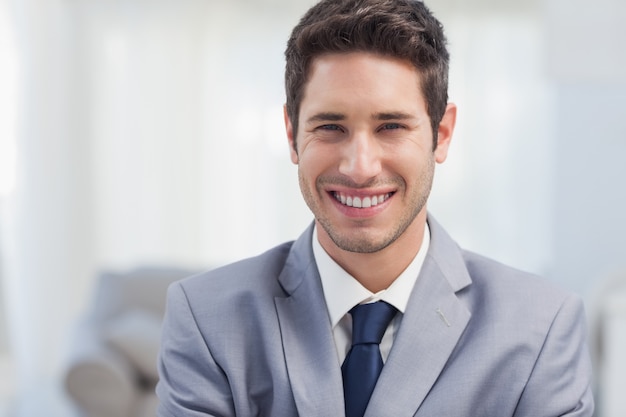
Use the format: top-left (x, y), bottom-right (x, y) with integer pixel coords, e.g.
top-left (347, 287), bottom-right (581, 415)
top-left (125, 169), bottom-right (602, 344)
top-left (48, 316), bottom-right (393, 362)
top-left (334, 192), bottom-right (390, 208)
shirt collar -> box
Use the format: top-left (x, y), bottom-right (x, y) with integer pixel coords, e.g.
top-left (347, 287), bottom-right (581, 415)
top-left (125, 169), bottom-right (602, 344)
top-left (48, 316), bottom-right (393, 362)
top-left (313, 222), bottom-right (430, 328)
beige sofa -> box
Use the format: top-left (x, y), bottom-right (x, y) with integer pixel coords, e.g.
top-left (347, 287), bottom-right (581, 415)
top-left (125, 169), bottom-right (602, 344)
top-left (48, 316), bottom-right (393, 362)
top-left (64, 267), bottom-right (196, 417)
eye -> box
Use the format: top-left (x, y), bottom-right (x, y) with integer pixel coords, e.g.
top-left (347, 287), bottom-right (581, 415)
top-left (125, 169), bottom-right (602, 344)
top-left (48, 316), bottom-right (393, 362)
top-left (318, 124), bottom-right (343, 131)
top-left (380, 123), bottom-right (403, 131)
top-left (311, 123), bottom-right (346, 140)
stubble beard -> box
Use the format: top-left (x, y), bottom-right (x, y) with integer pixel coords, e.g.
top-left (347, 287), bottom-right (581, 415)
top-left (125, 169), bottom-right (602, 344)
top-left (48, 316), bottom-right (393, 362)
top-left (298, 157), bottom-right (435, 254)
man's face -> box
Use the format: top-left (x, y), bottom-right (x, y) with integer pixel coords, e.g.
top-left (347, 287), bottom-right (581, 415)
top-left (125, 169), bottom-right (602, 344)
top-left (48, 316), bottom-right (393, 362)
top-left (285, 52), bottom-right (453, 255)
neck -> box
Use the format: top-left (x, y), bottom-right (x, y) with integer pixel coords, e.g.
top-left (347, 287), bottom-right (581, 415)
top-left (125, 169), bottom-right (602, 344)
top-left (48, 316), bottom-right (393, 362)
top-left (317, 212), bottom-right (427, 293)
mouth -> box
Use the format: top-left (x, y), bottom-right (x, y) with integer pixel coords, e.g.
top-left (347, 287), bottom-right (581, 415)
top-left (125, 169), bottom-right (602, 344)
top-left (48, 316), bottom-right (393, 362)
top-left (331, 191), bottom-right (393, 208)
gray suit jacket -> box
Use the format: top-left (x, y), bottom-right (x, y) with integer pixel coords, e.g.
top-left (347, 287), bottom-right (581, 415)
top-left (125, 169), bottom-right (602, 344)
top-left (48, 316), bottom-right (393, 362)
top-left (156, 217), bottom-right (594, 416)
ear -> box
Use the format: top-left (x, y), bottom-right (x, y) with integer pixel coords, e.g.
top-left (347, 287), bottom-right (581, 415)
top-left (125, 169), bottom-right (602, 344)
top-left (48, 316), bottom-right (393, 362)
top-left (284, 104), bottom-right (299, 164)
top-left (434, 103), bottom-right (457, 164)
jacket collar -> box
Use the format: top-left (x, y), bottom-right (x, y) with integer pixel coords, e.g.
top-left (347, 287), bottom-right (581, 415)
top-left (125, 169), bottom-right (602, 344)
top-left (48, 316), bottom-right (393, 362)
top-left (366, 215), bottom-right (472, 416)
top-left (275, 216), bottom-right (472, 416)
top-left (275, 223), bottom-right (346, 416)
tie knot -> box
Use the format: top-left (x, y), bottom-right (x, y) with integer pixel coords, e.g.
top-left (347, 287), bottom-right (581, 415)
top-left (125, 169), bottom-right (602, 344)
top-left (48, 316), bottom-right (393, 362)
top-left (349, 301), bottom-right (397, 346)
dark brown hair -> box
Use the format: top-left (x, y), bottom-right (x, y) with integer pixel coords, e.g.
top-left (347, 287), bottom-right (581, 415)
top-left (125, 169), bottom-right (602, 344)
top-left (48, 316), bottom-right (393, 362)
top-left (285, 0), bottom-right (449, 149)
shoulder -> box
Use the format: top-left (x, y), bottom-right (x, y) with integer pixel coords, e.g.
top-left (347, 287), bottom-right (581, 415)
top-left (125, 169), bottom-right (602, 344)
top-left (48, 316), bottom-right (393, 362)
top-left (171, 240), bottom-right (295, 308)
top-left (427, 216), bottom-right (573, 308)
top-left (463, 249), bottom-right (568, 299)
top-left (459, 249), bottom-right (581, 331)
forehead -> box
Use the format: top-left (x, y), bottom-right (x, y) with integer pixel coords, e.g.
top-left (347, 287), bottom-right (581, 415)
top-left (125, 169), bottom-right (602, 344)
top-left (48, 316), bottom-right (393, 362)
top-left (300, 52), bottom-right (426, 114)
top-left (307, 51), bottom-right (419, 82)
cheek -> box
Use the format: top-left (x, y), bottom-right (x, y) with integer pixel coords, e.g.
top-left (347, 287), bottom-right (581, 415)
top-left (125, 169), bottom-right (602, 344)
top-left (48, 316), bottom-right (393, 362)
top-left (397, 152), bottom-right (435, 184)
top-left (297, 154), bottom-right (322, 180)
top-left (297, 141), bottom-right (330, 168)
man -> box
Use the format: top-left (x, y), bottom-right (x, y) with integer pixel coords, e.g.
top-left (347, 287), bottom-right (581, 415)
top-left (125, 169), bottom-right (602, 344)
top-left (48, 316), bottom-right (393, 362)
top-left (157, 0), bottom-right (594, 416)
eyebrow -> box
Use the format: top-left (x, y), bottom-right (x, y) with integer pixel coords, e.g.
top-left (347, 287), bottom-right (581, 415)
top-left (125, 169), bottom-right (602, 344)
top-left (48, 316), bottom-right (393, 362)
top-left (306, 111), bottom-right (416, 124)
top-left (305, 112), bottom-right (346, 124)
top-left (373, 111), bottom-right (416, 121)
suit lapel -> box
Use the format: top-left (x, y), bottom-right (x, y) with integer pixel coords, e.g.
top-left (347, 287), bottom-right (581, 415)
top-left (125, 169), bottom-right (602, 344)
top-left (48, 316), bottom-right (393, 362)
top-left (274, 225), bottom-right (345, 417)
top-left (274, 218), bottom-right (472, 417)
top-left (366, 217), bottom-right (472, 417)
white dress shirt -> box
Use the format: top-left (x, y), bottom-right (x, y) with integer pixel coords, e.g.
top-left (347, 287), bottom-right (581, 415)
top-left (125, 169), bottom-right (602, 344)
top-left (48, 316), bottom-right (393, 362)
top-left (313, 223), bottom-right (430, 365)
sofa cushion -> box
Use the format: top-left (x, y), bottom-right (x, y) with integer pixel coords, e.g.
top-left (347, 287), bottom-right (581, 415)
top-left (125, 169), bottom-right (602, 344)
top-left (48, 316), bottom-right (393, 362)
top-left (65, 351), bottom-right (137, 417)
top-left (104, 310), bottom-right (162, 382)
top-left (91, 268), bottom-right (193, 321)
top-left (134, 392), bottom-right (159, 417)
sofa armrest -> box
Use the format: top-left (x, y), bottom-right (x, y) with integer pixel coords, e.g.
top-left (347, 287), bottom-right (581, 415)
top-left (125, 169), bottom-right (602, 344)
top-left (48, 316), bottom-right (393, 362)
top-left (63, 320), bottom-right (138, 417)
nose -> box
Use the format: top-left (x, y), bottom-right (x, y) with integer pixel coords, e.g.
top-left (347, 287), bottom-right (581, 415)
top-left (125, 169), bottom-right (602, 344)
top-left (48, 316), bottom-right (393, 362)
top-left (338, 131), bottom-right (382, 185)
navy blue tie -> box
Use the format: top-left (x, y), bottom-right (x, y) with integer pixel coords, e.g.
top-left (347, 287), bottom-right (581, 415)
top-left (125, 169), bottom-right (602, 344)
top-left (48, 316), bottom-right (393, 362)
top-left (342, 301), bottom-right (397, 417)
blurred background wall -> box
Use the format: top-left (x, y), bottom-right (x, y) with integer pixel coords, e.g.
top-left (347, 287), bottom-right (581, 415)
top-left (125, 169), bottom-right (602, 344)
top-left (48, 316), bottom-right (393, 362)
top-left (0, 0), bottom-right (625, 415)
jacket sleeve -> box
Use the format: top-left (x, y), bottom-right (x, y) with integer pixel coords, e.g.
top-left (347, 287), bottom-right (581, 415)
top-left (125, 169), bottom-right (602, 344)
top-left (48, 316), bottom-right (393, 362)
top-left (156, 281), bottom-right (236, 417)
top-left (514, 293), bottom-right (595, 416)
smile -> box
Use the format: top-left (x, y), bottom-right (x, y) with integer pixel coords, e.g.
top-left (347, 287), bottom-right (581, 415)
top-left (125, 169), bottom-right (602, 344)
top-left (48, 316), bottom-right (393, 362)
top-left (332, 192), bottom-right (392, 208)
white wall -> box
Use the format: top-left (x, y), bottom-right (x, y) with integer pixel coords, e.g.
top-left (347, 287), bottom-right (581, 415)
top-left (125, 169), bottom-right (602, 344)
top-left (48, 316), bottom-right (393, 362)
top-left (544, 0), bottom-right (626, 295)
